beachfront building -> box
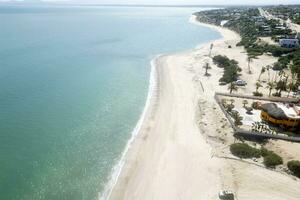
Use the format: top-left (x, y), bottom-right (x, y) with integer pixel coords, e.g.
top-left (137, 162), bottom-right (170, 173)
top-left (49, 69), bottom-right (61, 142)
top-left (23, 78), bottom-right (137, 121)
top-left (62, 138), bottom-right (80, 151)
top-left (279, 38), bottom-right (300, 48)
top-left (260, 25), bottom-right (272, 34)
top-left (260, 103), bottom-right (300, 130)
top-left (275, 25), bottom-right (287, 31)
top-left (252, 16), bottom-right (265, 22)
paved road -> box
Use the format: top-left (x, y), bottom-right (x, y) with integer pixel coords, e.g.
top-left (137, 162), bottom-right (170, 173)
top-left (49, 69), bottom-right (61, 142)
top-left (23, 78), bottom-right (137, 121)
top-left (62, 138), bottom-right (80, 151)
top-left (259, 7), bottom-right (300, 33)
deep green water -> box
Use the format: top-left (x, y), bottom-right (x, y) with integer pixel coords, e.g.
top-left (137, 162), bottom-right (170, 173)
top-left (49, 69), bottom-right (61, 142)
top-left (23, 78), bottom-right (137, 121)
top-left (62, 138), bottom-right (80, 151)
top-left (0, 5), bottom-right (221, 200)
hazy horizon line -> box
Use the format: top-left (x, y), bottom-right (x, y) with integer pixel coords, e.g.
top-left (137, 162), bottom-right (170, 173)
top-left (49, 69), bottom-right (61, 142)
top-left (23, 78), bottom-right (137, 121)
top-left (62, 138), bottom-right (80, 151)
top-left (1, 1), bottom-right (300, 7)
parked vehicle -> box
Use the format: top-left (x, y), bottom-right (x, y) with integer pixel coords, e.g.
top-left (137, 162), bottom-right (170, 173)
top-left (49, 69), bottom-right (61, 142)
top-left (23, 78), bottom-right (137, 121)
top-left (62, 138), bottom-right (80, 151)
top-left (293, 91), bottom-right (300, 96)
top-left (235, 79), bottom-right (247, 86)
top-left (219, 190), bottom-right (235, 200)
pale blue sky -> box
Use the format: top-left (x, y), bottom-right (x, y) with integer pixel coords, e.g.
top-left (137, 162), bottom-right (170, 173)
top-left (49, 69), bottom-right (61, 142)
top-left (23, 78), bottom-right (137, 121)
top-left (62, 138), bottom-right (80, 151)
top-left (1, 0), bottom-right (300, 5)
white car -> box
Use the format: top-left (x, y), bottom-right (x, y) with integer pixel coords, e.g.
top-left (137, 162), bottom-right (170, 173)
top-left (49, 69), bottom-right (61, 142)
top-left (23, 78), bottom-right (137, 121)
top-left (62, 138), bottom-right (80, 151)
top-left (219, 190), bottom-right (235, 200)
top-left (235, 79), bottom-right (247, 86)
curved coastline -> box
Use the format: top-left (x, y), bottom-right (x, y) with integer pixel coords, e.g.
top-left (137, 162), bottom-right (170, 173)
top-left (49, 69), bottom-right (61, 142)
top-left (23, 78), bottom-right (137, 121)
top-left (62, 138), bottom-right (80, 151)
top-left (100, 15), bottom-right (224, 200)
top-left (98, 15), bottom-right (224, 200)
top-left (104, 14), bottom-right (300, 200)
top-left (103, 15), bottom-right (226, 200)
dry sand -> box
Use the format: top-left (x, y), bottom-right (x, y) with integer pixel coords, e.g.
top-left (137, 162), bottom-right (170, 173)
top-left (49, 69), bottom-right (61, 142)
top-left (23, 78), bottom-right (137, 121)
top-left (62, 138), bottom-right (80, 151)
top-left (108, 15), bottom-right (300, 200)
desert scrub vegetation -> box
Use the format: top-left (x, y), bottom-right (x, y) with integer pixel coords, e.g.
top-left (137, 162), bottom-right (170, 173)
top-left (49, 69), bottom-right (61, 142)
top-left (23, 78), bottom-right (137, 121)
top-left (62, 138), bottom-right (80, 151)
top-left (261, 147), bottom-right (283, 168)
top-left (213, 55), bottom-right (241, 83)
top-left (230, 144), bottom-right (283, 168)
top-left (230, 143), bottom-right (261, 158)
top-left (287, 160), bottom-right (300, 178)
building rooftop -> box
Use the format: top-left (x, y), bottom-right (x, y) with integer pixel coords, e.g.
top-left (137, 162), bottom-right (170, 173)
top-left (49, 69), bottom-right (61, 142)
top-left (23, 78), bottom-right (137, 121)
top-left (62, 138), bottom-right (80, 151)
top-left (277, 104), bottom-right (300, 119)
top-left (261, 103), bottom-right (300, 120)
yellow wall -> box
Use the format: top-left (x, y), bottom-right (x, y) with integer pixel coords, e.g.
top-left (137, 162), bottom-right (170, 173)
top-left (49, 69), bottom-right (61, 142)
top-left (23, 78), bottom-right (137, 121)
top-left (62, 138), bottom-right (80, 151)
top-left (261, 111), bottom-right (300, 128)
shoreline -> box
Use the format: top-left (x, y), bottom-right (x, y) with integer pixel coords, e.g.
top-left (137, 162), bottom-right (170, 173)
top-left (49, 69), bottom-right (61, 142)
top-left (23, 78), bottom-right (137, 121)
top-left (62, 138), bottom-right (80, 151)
top-left (106, 15), bottom-right (226, 200)
top-left (100, 15), bottom-right (224, 200)
top-left (99, 55), bottom-right (161, 200)
top-left (189, 15), bottom-right (240, 41)
top-left (105, 14), bottom-right (300, 200)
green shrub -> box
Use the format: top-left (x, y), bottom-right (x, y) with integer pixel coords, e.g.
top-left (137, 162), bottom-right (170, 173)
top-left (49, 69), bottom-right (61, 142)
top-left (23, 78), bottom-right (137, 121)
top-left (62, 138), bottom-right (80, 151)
top-left (263, 152), bottom-right (283, 168)
top-left (213, 55), bottom-right (241, 83)
top-left (253, 91), bottom-right (263, 97)
top-left (287, 160), bottom-right (300, 178)
top-left (260, 147), bottom-right (269, 157)
top-left (266, 45), bottom-right (294, 57)
top-left (273, 62), bottom-right (286, 71)
top-left (213, 55), bottom-right (231, 68)
top-left (230, 143), bottom-right (261, 158)
top-left (272, 92), bottom-right (281, 97)
top-left (252, 102), bottom-right (260, 110)
top-left (261, 147), bottom-right (283, 168)
top-left (283, 131), bottom-right (295, 137)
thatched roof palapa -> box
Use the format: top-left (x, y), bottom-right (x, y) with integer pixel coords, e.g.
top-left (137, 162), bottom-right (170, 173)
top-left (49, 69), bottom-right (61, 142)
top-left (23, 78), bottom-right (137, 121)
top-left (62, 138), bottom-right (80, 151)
top-left (261, 103), bottom-right (288, 120)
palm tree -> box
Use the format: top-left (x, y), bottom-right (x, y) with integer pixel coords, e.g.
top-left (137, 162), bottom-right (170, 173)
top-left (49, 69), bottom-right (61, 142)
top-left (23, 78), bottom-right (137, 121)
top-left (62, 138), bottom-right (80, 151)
top-left (255, 81), bottom-right (263, 93)
top-left (273, 71), bottom-right (286, 96)
top-left (267, 81), bottom-right (275, 97)
top-left (287, 64), bottom-right (298, 97)
top-left (227, 104), bottom-right (234, 112)
top-left (274, 71), bottom-right (279, 82)
top-left (230, 99), bottom-right (235, 105)
top-left (278, 70), bottom-right (285, 82)
top-left (258, 67), bottom-right (266, 81)
top-left (245, 106), bottom-right (253, 115)
top-left (266, 65), bottom-right (271, 81)
top-left (209, 43), bottom-right (214, 57)
top-left (203, 63), bottom-right (211, 76)
top-left (247, 55), bottom-right (253, 74)
top-left (287, 82), bottom-right (298, 97)
top-left (276, 80), bottom-right (287, 97)
top-left (232, 112), bottom-right (243, 126)
top-left (228, 82), bottom-right (238, 94)
top-left (289, 61), bottom-right (300, 82)
top-left (221, 99), bottom-right (227, 107)
top-left (242, 100), bottom-right (248, 107)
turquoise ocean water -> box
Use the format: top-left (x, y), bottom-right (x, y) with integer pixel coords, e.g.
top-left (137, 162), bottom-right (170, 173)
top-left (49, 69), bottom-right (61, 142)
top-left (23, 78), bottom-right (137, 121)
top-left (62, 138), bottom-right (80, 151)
top-left (0, 5), bottom-right (221, 200)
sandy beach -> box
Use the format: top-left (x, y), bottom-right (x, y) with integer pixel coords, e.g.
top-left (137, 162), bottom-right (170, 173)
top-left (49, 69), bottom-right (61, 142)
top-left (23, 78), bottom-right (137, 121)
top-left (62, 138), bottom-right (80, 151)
top-left (108, 15), bottom-right (300, 200)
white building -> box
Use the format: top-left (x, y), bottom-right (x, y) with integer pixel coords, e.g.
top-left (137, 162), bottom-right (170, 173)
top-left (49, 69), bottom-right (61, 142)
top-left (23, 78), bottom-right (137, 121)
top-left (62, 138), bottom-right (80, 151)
top-left (275, 26), bottom-right (287, 30)
top-left (279, 38), bottom-right (300, 48)
top-left (252, 16), bottom-right (265, 22)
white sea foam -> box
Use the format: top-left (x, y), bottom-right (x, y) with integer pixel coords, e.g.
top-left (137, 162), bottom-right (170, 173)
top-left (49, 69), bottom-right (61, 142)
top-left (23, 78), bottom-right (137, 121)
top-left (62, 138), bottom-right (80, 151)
top-left (99, 55), bottom-right (160, 200)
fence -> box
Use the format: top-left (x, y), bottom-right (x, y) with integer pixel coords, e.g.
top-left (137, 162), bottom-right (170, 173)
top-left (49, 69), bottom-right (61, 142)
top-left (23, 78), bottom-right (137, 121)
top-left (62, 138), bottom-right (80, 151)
top-left (215, 92), bottom-right (298, 103)
top-left (214, 92), bottom-right (300, 143)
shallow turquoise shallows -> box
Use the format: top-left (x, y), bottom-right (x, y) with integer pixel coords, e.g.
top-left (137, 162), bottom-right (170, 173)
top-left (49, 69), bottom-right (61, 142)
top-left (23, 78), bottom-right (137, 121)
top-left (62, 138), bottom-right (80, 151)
top-left (0, 5), bottom-right (221, 200)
